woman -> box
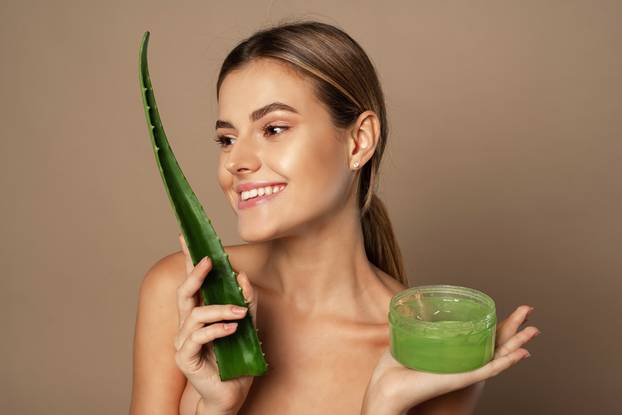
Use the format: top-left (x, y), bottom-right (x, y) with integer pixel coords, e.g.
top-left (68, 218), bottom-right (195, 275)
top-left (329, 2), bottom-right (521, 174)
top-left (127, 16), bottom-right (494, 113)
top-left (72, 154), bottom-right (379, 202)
top-left (131, 20), bottom-right (540, 414)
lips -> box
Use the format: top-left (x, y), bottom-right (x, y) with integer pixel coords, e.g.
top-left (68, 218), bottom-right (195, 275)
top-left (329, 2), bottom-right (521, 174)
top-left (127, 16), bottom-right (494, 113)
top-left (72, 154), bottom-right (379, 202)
top-left (235, 181), bottom-right (287, 193)
top-left (237, 184), bottom-right (287, 210)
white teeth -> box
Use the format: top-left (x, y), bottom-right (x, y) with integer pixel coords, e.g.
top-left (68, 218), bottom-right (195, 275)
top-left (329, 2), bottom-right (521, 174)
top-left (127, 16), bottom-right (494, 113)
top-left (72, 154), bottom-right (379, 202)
top-left (241, 185), bottom-right (286, 201)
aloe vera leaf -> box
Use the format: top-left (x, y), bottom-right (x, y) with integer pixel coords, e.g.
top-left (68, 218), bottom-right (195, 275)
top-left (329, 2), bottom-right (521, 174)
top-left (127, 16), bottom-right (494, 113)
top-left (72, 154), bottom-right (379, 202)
top-left (138, 31), bottom-right (268, 380)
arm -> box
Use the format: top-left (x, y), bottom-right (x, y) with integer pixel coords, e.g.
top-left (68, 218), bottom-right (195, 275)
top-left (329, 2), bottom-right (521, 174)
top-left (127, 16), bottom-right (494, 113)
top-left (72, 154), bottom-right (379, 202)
top-left (130, 254), bottom-right (187, 415)
top-left (407, 381), bottom-right (485, 415)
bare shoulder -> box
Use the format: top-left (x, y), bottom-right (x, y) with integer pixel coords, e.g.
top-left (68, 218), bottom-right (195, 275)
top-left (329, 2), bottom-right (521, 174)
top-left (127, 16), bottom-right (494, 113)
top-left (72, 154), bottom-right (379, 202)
top-left (359, 264), bottom-right (409, 324)
top-left (373, 264), bottom-right (409, 295)
top-left (140, 242), bottom-right (266, 288)
top-left (139, 251), bottom-right (186, 292)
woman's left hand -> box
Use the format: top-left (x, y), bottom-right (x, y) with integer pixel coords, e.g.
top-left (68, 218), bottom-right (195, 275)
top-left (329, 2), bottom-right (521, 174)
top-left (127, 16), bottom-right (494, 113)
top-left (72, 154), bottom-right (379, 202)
top-left (361, 305), bottom-right (540, 415)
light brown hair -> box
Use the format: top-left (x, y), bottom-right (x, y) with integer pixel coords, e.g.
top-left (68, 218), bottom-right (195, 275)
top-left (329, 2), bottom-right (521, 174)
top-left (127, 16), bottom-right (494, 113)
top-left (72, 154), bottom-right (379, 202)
top-left (216, 19), bottom-right (407, 285)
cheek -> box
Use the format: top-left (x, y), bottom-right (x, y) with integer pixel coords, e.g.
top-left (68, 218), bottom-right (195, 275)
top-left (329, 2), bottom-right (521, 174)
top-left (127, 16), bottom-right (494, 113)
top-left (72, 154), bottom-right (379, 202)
top-left (312, 143), bottom-right (348, 192)
top-left (275, 133), bottom-right (350, 208)
top-left (216, 160), bottom-right (229, 191)
top-left (216, 156), bottom-right (236, 205)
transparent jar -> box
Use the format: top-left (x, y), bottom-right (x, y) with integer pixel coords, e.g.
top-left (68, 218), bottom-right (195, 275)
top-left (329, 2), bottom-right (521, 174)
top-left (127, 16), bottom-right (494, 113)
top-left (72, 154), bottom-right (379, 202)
top-left (388, 285), bottom-right (497, 373)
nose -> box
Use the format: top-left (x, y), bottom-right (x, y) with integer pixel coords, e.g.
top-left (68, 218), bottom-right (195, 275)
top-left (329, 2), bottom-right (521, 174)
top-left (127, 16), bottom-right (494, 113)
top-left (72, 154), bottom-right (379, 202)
top-left (224, 134), bottom-right (261, 175)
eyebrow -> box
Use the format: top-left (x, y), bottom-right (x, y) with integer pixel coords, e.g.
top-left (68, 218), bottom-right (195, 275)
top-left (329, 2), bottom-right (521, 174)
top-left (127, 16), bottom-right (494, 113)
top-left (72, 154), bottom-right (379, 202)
top-left (215, 102), bottom-right (299, 130)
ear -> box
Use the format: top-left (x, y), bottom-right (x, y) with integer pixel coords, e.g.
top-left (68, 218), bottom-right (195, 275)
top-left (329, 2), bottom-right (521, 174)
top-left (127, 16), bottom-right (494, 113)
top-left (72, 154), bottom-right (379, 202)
top-left (347, 110), bottom-right (380, 170)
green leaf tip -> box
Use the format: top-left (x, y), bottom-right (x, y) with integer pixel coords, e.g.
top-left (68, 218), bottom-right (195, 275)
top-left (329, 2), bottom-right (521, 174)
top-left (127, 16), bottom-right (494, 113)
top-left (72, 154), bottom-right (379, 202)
top-left (138, 31), bottom-right (268, 381)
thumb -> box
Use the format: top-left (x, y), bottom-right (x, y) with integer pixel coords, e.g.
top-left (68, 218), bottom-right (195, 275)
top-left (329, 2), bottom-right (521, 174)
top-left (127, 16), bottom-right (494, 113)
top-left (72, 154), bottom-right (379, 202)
top-left (236, 271), bottom-right (258, 326)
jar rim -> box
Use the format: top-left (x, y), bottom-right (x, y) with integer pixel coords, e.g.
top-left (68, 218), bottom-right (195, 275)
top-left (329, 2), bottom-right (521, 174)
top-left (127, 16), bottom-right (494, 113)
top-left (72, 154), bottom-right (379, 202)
top-left (389, 284), bottom-right (496, 331)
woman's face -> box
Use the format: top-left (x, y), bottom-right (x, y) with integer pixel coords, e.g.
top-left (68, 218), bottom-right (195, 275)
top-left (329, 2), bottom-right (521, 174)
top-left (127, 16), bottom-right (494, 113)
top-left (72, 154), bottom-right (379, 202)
top-left (215, 58), bottom-right (355, 242)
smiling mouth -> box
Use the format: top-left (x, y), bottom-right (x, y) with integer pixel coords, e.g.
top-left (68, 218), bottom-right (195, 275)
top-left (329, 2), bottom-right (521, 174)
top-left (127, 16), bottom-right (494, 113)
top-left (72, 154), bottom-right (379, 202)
top-left (237, 184), bottom-right (287, 209)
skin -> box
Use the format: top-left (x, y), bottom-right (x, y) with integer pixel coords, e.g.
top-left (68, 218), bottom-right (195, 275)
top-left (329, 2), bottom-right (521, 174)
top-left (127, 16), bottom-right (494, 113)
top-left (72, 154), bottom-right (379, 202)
top-left (130, 58), bottom-right (540, 415)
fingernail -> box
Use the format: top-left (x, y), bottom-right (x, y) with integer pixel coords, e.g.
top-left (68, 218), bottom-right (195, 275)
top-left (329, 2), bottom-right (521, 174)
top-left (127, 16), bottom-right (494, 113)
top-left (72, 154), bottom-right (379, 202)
top-left (527, 307), bottom-right (535, 315)
top-left (200, 256), bottom-right (209, 266)
top-left (533, 329), bottom-right (541, 337)
top-left (232, 306), bottom-right (247, 315)
top-left (524, 351), bottom-right (531, 359)
top-left (224, 322), bottom-right (238, 331)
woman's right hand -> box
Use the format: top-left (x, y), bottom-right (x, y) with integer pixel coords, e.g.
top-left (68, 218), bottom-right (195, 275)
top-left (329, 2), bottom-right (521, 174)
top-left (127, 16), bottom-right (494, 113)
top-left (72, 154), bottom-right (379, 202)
top-left (174, 234), bottom-right (256, 415)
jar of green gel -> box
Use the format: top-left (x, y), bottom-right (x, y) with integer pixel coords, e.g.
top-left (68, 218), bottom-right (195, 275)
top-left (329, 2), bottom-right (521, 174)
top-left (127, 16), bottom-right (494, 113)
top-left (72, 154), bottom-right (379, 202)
top-left (388, 285), bottom-right (497, 373)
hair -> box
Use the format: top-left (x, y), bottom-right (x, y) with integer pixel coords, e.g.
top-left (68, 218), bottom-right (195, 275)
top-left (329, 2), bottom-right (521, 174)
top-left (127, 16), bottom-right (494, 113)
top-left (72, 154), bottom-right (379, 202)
top-left (215, 19), bottom-right (407, 285)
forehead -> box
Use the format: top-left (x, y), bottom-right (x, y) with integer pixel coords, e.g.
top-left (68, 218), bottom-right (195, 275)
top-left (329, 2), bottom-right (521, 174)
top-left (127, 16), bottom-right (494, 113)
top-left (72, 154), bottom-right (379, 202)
top-left (217, 58), bottom-right (319, 119)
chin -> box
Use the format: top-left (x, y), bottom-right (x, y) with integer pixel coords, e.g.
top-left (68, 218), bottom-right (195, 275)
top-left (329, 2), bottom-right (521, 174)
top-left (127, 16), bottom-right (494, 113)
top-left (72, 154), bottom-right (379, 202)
top-left (237, 222), bottom-right (280, 243)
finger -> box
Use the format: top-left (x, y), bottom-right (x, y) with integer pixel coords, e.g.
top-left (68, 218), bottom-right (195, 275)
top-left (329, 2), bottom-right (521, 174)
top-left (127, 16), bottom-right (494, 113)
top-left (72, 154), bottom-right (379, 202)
top-left (477, 348), bottom-right (530, 380)
top-left (236, 271), bottom-right (257, 325)
top-left (496, 305), bottom-right (534, 346)
top-left (175, 304), bottom-right (248, 350)
top-left (177, 256), bottom-right (211, 327)
top-left (175, 322), bottom-right (238, 373)
top-left (178, 233), bottom-right (194, 275)
top-left (494, 326), bottom-right (540, 359)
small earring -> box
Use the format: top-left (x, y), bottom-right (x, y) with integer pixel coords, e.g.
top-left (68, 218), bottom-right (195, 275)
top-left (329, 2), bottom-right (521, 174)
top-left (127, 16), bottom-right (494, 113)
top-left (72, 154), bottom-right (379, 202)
top-left (353, 161), bottom-right (360, 168)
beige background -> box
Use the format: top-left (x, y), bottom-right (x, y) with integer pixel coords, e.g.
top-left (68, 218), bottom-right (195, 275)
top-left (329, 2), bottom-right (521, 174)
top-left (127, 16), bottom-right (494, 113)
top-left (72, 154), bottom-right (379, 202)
top-left (2, 0), bottom-right (620, 413)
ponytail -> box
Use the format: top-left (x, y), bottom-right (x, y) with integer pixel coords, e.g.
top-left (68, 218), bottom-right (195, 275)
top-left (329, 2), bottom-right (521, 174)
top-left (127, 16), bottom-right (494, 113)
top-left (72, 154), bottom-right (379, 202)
top-left (361, 193), bottom-right (407, 286)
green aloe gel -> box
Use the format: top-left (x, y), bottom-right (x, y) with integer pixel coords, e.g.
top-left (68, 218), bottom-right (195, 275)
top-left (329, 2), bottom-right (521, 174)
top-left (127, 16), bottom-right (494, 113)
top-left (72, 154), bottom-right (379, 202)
top-left (389, 285), bottom-right (496, 373)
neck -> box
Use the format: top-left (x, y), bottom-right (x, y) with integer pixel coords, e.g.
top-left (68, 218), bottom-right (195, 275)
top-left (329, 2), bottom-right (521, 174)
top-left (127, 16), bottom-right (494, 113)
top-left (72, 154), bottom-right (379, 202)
top-left (261, 203), bottom-right (381, 316)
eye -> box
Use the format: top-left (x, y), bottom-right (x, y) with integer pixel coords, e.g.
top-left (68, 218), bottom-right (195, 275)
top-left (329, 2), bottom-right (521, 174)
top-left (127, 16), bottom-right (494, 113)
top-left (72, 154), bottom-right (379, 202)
top-left (263, 124), bottom-right (289, 137)
top-left (213, 135), bottom-right (235, 148)
top-left (213, 125), bottom-right (289, 149)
